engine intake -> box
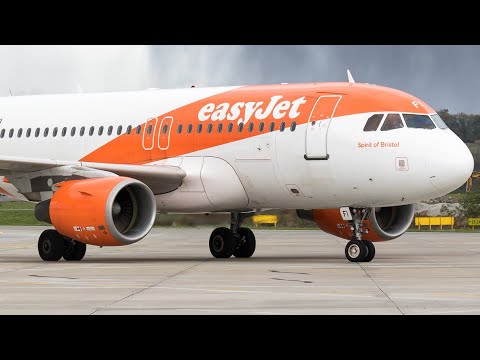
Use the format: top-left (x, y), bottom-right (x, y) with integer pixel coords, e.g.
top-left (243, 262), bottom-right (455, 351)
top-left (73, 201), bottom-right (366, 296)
top-left (368, 205), bottom-right (415, 241)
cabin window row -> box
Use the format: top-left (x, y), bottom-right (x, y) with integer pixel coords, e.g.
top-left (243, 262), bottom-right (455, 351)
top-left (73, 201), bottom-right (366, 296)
top-left (0, 120), bottom-right (298, 139)
top-left (0, 125), bottom-right (144, 139)
top-left (177, 121), bottom-right (297, 134)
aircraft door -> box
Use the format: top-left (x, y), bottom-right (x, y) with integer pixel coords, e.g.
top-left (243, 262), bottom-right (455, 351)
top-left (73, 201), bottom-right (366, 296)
top-left (142, 117), bottom-right (158, 150)
top-left (305, 95), bottom-right (342, 160)
top-left (158, 116), bottom-right (174, 150)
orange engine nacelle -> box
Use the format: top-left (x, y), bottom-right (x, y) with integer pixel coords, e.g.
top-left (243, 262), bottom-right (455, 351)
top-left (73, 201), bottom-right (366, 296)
top-left (35, 177), bottom-right (157, 246)
top-left (297, 205), bottom-right (415, 242)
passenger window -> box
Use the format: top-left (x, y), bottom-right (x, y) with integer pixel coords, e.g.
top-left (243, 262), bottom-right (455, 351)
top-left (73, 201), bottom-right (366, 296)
top-left (126, 125), bottom-right (132, 135)
top-left (117, 126), bottom-right (122, 135)
top-left (71, 127), bottom-right (76, 136)
top-left (227, 123), bottom-right (233, 133)
top-left (162, 124), bottom-right (168, 134)
top-left (248, 123), bottom-right (254, 132)
top-left (280, 122), bottom-right (286, 132)
top-left (108, 126), bottom-right (113, 135)
top-left (197, 124), bottom-right (203, 133)
top-left (0, 129), bottom-right (4, 138)
top-left (52, 128), bottom-right (57, 137)
top-left (44, 128), bottom-right (49, 137)
top-left (26, 128), bottom-right (32, 138)
top-left (259, 122), bottom-right (265, 132)
top-left (9, 129), bottom-right (14, 138)
top-left (290, 121), bottom-right (296, 132)
top-left (269, 122), bottom-right (275, 132)
top-left (207, 124), bottom-right (213, 133)
top-left (363, 114), bottom-right (383, 131)
top-left (136, 125), bottom-right (141, 135)
top-left (89, 126), bottom-right (94, 136)
top-left (35, 128), bottom-right (41, 137)
top-left (238, 123), bottom-right (244, 133)
top-left (98, 126), bottom-right (104, 136)
top-left (62, 127), bottom-right (67, 137)
top-left (147, 125), bottom-right (152, 135)
top-left (80, 126), bottom-right (86, 136)
top-left (380, 114), bottom-right (404, 131)
top-left (187, 124), bottom-right (193, 134)
top-left (217, 123), bottom-right (223, 133)
top-left (177, 124), bottom-right (183, 134)
top-left (403, 114), bottom-right (436, 129)
top-left (17, 128), bottom-right (23, 138)
top-left (430, 114), bottom-right (448, 129)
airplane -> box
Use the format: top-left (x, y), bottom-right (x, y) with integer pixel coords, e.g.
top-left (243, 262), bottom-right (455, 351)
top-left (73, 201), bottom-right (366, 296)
top-left (0, 72), bottom-right (473, 263)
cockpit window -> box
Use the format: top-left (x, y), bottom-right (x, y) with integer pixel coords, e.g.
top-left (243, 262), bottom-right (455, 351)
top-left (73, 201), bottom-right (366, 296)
top-left (380, 114), bottom-right (404, 131)
top-left (363, 114), bottom-right (383, 132)
top-left (430, 114), bottom-right (448, 129)
top-left (403, 114), bottom-right (436, 129)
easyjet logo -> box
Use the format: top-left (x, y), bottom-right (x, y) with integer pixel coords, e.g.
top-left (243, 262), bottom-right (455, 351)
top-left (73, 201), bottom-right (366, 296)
top-left (198, 95), bottom-right (307, 125)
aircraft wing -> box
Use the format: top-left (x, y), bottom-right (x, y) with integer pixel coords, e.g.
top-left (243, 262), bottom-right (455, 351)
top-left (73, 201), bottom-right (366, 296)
top-left (0, 156), bottom-right (72, 172)
top-left (0, 155), bottom-right (186, 198)
top-left (81, 161), bottom-right (186, 194)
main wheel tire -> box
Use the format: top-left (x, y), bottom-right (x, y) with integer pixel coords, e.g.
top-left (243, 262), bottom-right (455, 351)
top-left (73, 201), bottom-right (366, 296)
top-left (345, 239), bottom-right (368, 262)
top-left (363, 241), bottom-right (376, 262)
top-left (38, 230), bottom-right (64, 261)
top-left (209, 227), bottom-right (236, 258)
top-left (233, 227), bottom-right (256, 258)
top-left (63, 238), bottom-right (87, 261)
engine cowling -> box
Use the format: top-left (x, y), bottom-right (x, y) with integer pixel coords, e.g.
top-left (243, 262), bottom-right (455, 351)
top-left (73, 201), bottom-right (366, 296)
top-left (35, 177), bottom-right (156, 246)
top-left (297, 204), bottom-right (415, 242)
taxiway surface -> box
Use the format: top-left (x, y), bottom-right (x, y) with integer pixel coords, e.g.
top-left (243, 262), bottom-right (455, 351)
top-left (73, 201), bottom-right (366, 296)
top-left (0, 226), bottom-right (479, 314)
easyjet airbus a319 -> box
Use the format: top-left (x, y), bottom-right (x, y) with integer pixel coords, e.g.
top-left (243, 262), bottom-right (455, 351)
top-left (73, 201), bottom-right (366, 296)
top-left (0, 73), bottom-right (473, 262)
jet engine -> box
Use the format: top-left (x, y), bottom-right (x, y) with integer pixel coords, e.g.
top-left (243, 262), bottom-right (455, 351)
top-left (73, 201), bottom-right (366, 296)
top-left (35, 177), bottom-right (156, 246)
top-left (297, 204), bottom-right (415, 242)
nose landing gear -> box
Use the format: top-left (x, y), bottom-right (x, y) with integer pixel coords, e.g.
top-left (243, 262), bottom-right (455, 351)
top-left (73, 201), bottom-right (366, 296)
top-left (344, 208), bottom-right (376, 263)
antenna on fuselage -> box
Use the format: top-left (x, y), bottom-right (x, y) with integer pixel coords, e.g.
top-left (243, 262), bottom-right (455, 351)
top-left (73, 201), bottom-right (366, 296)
top-left (347, 69), bottom-right (355, 84)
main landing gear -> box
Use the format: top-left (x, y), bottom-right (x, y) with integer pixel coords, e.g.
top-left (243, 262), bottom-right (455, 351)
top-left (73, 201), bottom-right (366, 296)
top-left (344, 208), bottom-right (376, 263)
top-left (38, 230), bottom-right (87, 261)
top-left (209, 213), bottom-right (256, 259)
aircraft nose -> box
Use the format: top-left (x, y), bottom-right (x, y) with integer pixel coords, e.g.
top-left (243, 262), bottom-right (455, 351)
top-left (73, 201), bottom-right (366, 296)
top-left (429, 136), bottom-right (474, 194)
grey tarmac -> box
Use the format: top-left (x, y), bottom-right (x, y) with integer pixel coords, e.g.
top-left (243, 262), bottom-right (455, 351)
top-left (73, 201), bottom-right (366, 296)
top-left (0, 226), bottom-right (480, 315)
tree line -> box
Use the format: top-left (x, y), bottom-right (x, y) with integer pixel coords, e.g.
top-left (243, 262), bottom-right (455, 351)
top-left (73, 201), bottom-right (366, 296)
top-left (438, 109), bottom-right (480, 143)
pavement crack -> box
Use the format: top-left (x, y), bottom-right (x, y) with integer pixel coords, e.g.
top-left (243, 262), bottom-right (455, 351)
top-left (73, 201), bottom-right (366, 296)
top-left (357, 263), bottom-right (405, 315)
top-left (89, 260), bottom-right (208, 315)
top-left (269, 270), bottom-right (311, 275)
top-left (29, 275), bottom-right (78, 280)
top-left (271, 277), bottom-right (313, 284)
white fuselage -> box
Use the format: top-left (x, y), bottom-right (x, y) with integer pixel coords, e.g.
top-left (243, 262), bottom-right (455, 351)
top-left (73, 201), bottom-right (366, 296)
top-left (0, 84), bottom-right (473, 212)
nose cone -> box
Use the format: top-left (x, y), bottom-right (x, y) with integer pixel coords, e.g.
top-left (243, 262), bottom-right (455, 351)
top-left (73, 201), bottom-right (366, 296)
top-left (429, 133), bottom-right (474, 194)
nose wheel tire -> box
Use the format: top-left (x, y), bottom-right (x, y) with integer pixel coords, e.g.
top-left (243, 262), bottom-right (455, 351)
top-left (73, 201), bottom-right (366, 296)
top-left (345, 239), bottom-right (368, 262)
top-left (363, 241), bottom-right (376, 262)
top-left (209, 227), bottom-right (236, 258)
top-left (38, 230), bottom-right (64, 261)
top-left (63, 238), bottom-right (87, 261)
top-left (233, 227), bottom-right (256, 258)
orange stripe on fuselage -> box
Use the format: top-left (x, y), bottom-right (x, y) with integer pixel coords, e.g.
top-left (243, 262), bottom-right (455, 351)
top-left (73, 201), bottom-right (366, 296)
top-left (80, 83), bottom-right (434, 164)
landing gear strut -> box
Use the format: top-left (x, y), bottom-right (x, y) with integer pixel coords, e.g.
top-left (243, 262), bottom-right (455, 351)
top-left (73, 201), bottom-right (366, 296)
top-left (344, 208), bottom-right (376, 263)
top-left (209, 212), bottom-right (256, 259)
top-left (38, 229), bottom-right (87, 261)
